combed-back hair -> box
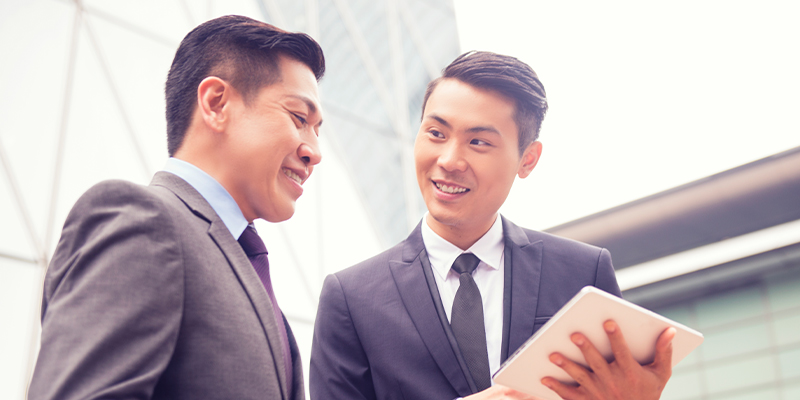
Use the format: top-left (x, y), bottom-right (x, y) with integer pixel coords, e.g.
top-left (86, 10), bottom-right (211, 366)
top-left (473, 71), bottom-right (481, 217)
top-left (165, 15), bottom-right (325, 156)
top-left (422, 51), bottom-right (548, 154)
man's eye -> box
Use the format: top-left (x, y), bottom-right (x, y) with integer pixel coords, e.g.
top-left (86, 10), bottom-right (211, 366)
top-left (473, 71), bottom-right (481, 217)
top-left (470, 139), bottom-right (489, 146)
top-left (429, 129), bottom-right (444, 138)
top-left (292, 113), bottom-right (307, 125)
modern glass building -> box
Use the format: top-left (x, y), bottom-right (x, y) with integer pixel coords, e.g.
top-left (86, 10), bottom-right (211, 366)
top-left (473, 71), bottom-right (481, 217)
top-left (0, 1), bottom-right (459, 398)
top-left (657, 268), bottom-right (800, 400)
top-left (550, 147), bottom-right (800, 400)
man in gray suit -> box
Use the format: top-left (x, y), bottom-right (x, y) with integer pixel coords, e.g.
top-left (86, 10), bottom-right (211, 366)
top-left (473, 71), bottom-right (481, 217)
top-left (310, 52), bottom-right (675, 400)
top-left (29, 15), bottom-right (324, 400)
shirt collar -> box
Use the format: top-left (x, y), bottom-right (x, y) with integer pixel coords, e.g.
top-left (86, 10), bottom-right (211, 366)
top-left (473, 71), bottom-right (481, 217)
top-left (421, 213), bottom-right (504, 280)
top-left (162, 157), bottom-right (248, 239)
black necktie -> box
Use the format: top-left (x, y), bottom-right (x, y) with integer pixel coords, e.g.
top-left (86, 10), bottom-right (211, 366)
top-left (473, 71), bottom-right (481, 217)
top-left (450, 253), bottom-right (492, 391)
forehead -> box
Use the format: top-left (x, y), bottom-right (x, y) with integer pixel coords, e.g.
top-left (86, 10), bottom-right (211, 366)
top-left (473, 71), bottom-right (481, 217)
top-left (424, 79), bottom-right (516, 131)
top-left (257, 55), bottom-right (321, 105)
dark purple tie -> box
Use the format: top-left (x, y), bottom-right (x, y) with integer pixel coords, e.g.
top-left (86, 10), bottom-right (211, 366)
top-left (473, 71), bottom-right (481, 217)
top-left (238, 225), bottom-right (293, 394)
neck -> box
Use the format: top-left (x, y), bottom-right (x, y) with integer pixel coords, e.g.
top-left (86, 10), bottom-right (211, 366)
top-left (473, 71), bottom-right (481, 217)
top-left (425, 213), bottom-right (498, 251)
top-left (172, 131), bottom-right (256, 223)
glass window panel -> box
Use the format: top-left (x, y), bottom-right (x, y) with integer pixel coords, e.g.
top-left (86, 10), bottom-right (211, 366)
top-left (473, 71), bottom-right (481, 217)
top-left (660, 368), bottom-right (702, 400)
top-left (659, 303), bottom-right (694, 325)
top-left (778, 347), bottom-right (800, 380)
top-left (766, 272), bottom-right (800, 313)
top-left (204, 0), bottom-right (262, 24)
top-left (695, 286), bottom-right (764, 329)
top-left (62, 24), bottom-right (154, 187)
top-left (704, 354), bottom-right (776, 395)
top-left (657, 303), bottom-right (701, 367)
top-left (0, 177), bottom-right (36, 260)
top-left (81, 0), bottom-right (191, 44)
top-left (773, 312), bottom-right (800, 347)
top-left (674, 345), bottom-right (700, 369)
top-left (701, 321), bottom-right (771, 362)
top-left (86, 15), bottom-right (173, 174)
top-left (783, 381), bottom-right (800, 399)
top-left (0, 0), bottom-right (74, 245)
top-left (0, 258), bottom-right (45, 400)
top-left (708, 387), bottom-right (779, 400)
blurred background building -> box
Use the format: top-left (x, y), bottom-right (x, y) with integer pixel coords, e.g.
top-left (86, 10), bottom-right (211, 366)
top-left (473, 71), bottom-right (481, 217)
top-left (0, 0), bottom-right (458, 398)
top-left (549, 147), bottom-right (800, 400)
top-left (1, 1), bottom-right (798, 399)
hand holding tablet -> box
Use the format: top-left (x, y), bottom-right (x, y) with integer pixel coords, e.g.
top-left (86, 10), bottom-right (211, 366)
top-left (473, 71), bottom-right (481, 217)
top-left (493, 286), bottom-right (704, 400)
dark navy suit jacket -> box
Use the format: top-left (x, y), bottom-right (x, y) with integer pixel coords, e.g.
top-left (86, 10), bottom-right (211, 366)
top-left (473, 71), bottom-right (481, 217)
top-left (310, 217), bottom-right (621, 400)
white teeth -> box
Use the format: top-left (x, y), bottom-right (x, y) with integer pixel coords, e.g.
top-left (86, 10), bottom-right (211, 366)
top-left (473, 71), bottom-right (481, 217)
top-left (283, 168), bottom-right (302, 184)
top-left (435, 182), bottom-right (468, 194)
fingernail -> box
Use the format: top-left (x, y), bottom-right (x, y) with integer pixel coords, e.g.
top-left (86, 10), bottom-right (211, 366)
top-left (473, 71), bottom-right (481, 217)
top-left (550, 354), bottom-right (564, 366)
top-left (542, 379), bottom-right (552, 388)
top-left (571, 334), bottom-right (584, 346)
top-left (604, 320), bottom-right (616, 333)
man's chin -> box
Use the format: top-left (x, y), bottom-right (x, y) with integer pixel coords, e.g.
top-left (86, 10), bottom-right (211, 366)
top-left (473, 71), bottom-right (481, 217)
top-left (260, 203), bottom-right (296, 223)
top-left (426, 209), bottom-right (463, 228)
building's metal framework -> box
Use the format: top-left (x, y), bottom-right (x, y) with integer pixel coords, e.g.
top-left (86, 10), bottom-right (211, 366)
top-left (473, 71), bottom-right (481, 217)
top-left (0, 1), bottom-right (460, 397)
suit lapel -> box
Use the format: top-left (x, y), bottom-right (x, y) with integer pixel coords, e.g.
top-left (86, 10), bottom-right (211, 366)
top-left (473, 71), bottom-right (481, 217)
top-left (284, 314), bottom-right (305, 400)
top-left (389, 224), bottom-right (473, 397)
top-left (502, 217), bottom-right (544, 354)
top-left (206, 217), bottom-right (290, 399)
top-left (151, 172), bottom-right (289, 400)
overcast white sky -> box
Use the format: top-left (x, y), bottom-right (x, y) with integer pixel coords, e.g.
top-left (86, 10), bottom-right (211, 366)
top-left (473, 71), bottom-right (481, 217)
top-left (453, 0), bottom-right (800, 230)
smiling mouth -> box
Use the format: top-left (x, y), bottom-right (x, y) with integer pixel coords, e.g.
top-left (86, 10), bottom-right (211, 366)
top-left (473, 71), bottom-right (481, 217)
top-left (282, 168), bottom-right (303, 185)
top-left (434, 181), bottom-right (469, 194)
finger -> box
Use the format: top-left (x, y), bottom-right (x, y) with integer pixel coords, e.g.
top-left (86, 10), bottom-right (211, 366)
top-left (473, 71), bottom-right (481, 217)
top-left (651, 327), bottom-right (676, 378)
top-left (465, 385), bottom-right (540, 400)
top-left (570, 332), bottom-right (610, 376)
top-left (549, 352), bottom-right (594, 389)
top-left (603, 320), bottom-right (637, 370)
top-left (541, 377), bottom-right (581, 400)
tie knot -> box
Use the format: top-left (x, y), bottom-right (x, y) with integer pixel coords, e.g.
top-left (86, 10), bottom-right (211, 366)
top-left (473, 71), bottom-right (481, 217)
top-left (238, 226), bottom-right (268, 256)
top-left (451, 253), bottom-right (480, 276)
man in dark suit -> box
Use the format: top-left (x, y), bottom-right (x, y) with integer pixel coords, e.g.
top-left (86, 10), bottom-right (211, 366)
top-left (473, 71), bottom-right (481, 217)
top-left (28, 15), bottom-right (324, 400)
top-left (310, 52), bottom-right (675, 400)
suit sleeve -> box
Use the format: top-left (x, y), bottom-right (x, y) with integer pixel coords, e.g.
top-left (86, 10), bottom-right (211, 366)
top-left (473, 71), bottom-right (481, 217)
top-left (595, 248), bottom-right (622, 297)
top-left (310, 274), bottom-right (377, 400)
top-left (28, 183), bottom-right (184, 400)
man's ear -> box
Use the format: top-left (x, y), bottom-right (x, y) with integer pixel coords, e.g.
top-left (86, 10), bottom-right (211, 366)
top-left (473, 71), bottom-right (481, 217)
top-left (517, 140), bottom-right (543, 179)
top-left (197, 76), bottom-right (232, 133)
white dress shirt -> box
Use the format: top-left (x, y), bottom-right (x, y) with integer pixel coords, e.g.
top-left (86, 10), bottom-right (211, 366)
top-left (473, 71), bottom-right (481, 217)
top-left (421, 214), bottom-right (505, 376)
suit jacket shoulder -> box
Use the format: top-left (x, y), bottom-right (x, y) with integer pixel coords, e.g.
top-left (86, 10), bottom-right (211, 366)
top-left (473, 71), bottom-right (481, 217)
top-left (333, 239), bottom-right (407, 287)
top-left (507, 219), bottom-right (610, 268)
top-left (31, 175), bottom-right (295, 400)
top-left (503, 218), bottom-right (621, 316)
top-left (31, 179), bottom-right (188, 400)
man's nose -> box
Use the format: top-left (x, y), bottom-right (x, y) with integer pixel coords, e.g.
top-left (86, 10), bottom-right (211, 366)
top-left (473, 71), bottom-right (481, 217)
top-left (437, 142), bottom-right (467, 172)
top-left (299, 134), bottom-right (322, 166)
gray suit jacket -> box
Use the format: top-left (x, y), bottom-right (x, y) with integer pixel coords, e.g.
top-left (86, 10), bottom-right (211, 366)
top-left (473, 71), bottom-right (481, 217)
top-left (310, 217), bottom-right (621, 400)
top-left (29, 172), bottom-right (303, 400)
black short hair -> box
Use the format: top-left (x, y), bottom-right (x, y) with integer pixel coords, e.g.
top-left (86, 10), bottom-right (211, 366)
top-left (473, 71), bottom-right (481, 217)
top-left (165, 15), bottom-right (325, 156)
top-left (422, 51), bottom-right (547, 154)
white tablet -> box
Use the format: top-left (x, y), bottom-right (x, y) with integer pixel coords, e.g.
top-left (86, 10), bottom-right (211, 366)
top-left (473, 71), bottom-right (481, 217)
top-left (492, 286), bottom-right (704, 400)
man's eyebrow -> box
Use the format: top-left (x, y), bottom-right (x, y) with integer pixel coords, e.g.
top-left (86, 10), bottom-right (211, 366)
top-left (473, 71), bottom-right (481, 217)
top-left (425, 114), bottom-right (451, 128)
top-left (466, 125), bottom-right (500, 135)
top-left (287, 95), bottom-right (323, 126)
top-left (425, 114), bottom-right (499, 135)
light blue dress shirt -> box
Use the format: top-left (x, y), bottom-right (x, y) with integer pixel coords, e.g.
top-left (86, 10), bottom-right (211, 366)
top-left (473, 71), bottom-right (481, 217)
top-left (161, 157), bottom-right (248, 240)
